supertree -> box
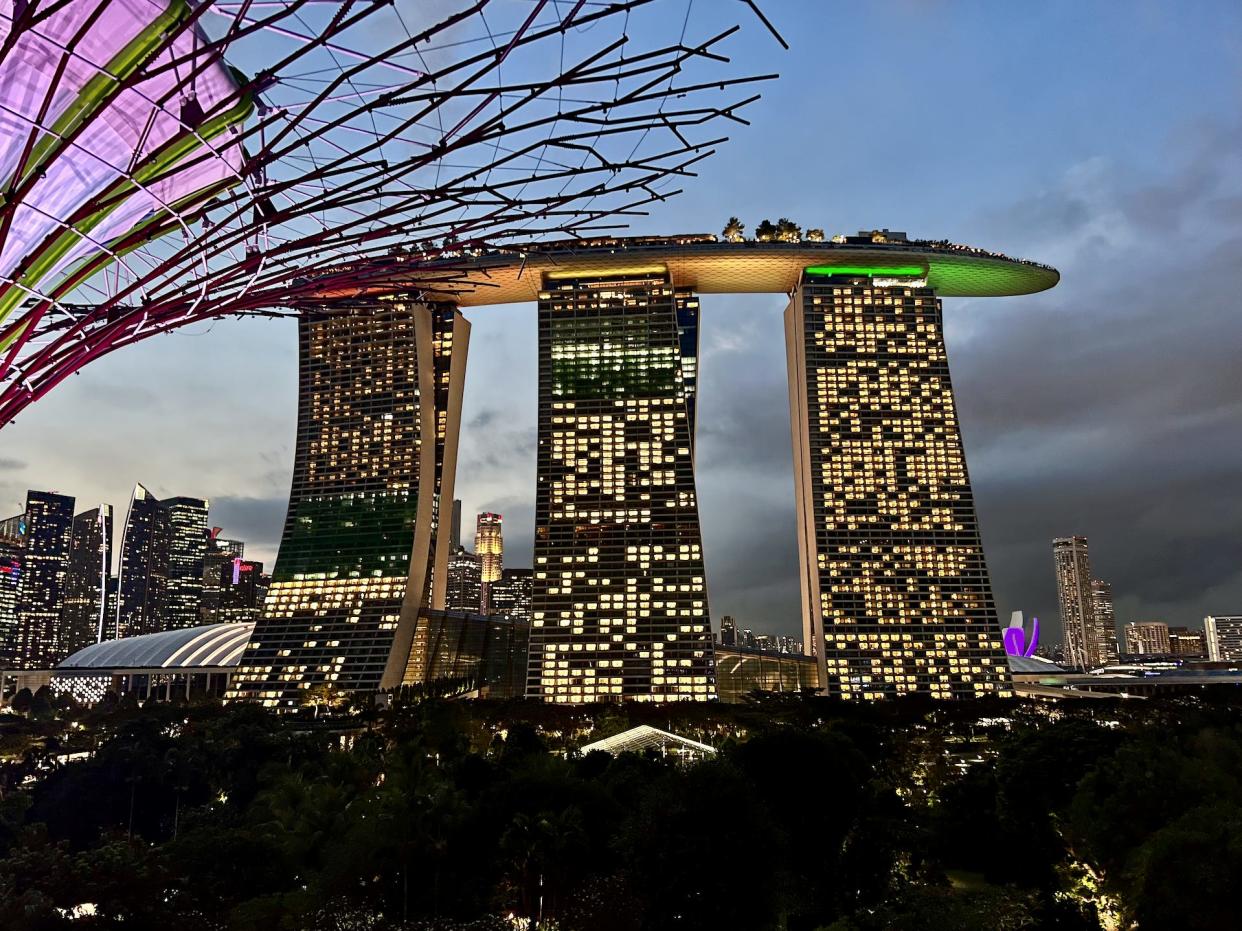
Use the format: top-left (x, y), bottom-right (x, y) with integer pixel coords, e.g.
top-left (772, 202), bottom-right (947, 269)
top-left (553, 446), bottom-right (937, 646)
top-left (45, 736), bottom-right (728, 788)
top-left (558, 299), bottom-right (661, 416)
top-left (0, 0), bottom-right (784, 427)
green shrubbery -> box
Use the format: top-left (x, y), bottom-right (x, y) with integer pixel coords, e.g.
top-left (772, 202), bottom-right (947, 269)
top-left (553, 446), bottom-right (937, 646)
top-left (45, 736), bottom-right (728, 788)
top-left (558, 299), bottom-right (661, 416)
top-left (2, 694), bottom-right (1240, 930)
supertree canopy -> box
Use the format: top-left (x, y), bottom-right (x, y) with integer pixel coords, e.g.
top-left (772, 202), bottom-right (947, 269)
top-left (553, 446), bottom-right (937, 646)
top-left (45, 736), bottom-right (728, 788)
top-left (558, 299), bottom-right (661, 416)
top-left (0, 0), bottom-right (783, 426)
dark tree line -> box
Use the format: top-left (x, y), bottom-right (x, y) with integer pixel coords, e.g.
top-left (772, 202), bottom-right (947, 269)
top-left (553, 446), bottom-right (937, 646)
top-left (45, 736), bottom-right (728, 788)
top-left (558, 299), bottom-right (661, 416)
top-left (2, 693), bottom-right (1241, 930)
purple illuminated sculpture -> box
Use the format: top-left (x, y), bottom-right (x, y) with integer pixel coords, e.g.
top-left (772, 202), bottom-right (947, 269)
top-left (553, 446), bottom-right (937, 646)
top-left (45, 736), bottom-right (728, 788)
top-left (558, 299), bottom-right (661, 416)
top-left (1003, 611), bottom-right (1040, 658)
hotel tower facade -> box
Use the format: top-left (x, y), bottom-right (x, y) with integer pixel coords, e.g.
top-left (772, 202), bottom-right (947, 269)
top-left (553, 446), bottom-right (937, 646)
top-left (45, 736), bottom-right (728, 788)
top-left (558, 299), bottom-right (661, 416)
top-left (785, 268), bottom-right (1012, 699)
top-left (228, 300), bottom-right (469, 707)
top-left (525, 271), bottom-right (715, 702)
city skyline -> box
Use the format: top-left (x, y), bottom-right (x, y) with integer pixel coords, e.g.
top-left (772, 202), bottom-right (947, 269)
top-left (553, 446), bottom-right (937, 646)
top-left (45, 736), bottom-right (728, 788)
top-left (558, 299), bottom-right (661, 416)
top-left (3, 2), bottom-right (1242, 645)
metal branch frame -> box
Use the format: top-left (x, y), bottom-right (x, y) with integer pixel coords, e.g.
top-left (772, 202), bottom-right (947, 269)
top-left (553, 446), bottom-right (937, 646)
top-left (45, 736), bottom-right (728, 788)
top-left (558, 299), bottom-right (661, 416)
top-left (0, 0), bottom-right (782, 426)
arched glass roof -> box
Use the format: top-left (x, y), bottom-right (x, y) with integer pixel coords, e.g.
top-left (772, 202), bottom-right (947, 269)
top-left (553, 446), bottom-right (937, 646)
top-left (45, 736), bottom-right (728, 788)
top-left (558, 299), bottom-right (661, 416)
top-left (58, 622), bottom-right (255, 671)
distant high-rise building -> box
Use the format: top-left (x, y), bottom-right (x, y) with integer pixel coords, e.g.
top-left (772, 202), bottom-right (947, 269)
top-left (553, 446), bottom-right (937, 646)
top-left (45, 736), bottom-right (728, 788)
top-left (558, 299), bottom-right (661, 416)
top-left (787, 271), bottom-right (1011, 698)
top-left (1054, 537), bottom-right (1099, 669)
top-left (476, 512), bottom-right (503, 614)
top-left (0, 515), bottom-right (24, 665)
top-left (445, 545), bottom-right (482, 613)
top-left (216, 557), bottom-right (265, 623)
top-left (1167, 627), bottom-right (1206, 657)
top-left (719, 615), bottom-right (738, 647)
top-left (1090, 579), bottom-right (1119, 666)
top-left (61, 505), bottom-right (113, 656)
top-left (527, 272), bottom-right (713, 702)
top-left (777, 635), bottom-right (804, 655)
top-left (13, 491), bottom-right (75, 668)
top-left (229, 301), bottom-right (469, 707)
top-left (200, 531), bottom-right (245, 625)
top-left (489, 568), bottom-right (532, 621)
top-left (117, 484), bottom-right (170, 638)
top-left (449, 499), bottom-right (462, 551)
top-left (1204, 616), bottom-right (1242, 662)
top-left (1125, 621), bottom-right (1171, 656)
top-left (161, 497), bottom-right (209, 630)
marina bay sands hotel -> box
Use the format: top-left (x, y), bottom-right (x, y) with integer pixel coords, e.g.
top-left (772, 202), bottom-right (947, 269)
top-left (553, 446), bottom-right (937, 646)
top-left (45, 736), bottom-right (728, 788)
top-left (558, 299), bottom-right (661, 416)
top-left (226, 232), bottom-right (1059, 707)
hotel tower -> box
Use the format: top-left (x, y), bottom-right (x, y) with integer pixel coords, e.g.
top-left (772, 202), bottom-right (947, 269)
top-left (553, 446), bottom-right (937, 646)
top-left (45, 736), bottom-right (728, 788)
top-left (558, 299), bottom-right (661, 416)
top-left (526, 271), bottom-right (715, 702)
top-left (229, 300), bottom-right (469, 707)
top-left (786, 267), bottom-right (1012, 699)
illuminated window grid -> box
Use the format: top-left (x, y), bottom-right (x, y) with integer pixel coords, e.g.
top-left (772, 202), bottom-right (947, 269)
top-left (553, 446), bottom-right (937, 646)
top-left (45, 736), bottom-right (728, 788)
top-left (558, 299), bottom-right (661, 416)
top-left (527, 274), bottom-right (715, 703)
top-left (791, 279), bottom-right (1012, 700)
top-left (231, 300), bottom-right (465, 708)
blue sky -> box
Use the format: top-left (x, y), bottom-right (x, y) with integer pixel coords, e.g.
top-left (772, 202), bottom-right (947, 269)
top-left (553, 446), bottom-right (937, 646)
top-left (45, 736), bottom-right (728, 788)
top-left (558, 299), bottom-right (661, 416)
top-left (4, 0), bottom-right (1242, 642)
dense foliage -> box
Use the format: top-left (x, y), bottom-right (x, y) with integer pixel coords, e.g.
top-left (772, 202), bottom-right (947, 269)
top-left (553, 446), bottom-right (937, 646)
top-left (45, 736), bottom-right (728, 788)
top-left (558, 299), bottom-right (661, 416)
top-left (2, 691), bottom-right (1240, 930)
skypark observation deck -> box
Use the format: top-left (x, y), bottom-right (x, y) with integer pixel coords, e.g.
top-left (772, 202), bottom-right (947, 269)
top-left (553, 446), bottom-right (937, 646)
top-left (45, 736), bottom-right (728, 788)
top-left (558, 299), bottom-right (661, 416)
top-left (231, 234), bottom-right (1059, 708)
top-left (305, 235), bottom-right (1059, 305)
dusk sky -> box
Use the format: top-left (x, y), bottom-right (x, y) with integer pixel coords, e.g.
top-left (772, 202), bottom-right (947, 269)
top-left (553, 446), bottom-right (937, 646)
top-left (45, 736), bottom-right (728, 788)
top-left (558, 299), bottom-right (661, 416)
top-left (3, 0), bottom-right (1241, 643)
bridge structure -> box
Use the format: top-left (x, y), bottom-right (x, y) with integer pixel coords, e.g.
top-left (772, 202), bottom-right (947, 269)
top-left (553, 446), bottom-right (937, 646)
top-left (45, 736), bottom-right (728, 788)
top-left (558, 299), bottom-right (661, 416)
top-left (226, 233), bottom-right (1060, 707)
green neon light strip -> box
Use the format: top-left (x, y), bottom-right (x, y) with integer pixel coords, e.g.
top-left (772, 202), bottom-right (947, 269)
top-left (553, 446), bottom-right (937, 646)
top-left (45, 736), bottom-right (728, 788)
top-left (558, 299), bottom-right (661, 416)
top-left (804, 264), bottom-right (926, 277)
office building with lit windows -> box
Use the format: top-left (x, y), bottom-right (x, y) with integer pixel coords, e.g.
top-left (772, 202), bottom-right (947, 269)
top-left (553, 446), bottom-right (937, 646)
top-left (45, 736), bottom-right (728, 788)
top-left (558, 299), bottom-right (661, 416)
top-left (160, 497), bottom-right (209, 630)
top-left (476, 512), bottom-right (503, 614)
top-left (0, 515), bottom-right (24, 665)
top-left (445, 545), bottom-right (482, 613)
top-left (786, 265), bottom-right (1011, 699)
top-left (1205, 615), bottom-right (1242, 662)
top-left (1125, 621), bottom-right (1171, 656)
top-left (489, 568), bottom-right (533, 621)
top-left (61, 505), bottom-right (113, 657)
top-left (526, 271), bottom-right (714, 703)
top-left (116, 484), bottom-right (170, 639)
top-left (1167, 626), bottom-right (1205, 657)
top-left (11, 491), bottom-right (76, 668)
top-left (201, 532), bottom-right (245, 625)
top-left (1054, 536), bottom-right (1098, 670)
top-left (1090, 578), bottom-right (1119, 666)
top-left (228, 300), bottom-right (469, 707)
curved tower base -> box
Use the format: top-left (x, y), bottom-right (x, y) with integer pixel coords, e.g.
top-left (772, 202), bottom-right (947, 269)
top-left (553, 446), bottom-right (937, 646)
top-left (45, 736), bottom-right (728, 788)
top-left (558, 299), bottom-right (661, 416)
top-left (228, 300), bottom-right (469, 708)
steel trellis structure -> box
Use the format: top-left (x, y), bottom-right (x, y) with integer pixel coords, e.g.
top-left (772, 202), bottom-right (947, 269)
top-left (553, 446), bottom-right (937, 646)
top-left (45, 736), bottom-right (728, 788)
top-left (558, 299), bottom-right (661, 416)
top-left (0, 0), bottom-right (783, 426)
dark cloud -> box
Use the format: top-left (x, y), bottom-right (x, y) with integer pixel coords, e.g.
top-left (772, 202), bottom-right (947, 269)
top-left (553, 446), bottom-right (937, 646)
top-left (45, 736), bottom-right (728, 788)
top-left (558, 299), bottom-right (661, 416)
top-left (469, 408), bottom-right (500, 431)
top-left (0, 458), bottom-right (24, 471)
top-left (951, 120), bottom-right (1242, 641)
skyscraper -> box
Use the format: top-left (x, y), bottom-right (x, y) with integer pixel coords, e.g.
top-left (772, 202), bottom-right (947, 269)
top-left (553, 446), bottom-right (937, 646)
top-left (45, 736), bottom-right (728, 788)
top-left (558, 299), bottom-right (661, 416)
top-left (117, 484), bottom-right (170, 639)
top-left (1167, 627), bottom-right (1206, 657)
top-left (229, 300), bottom-right (469, 707)
top-left (216, 557), bottom-right (265, 623)
top-left (527, 272), bottom-right (714, 702)
top-left (449, 499), bottom-right (462, 551)
top-left (200, 530), bottom-right (245, 625)
top-left (1125, 621), bottom-right (1171, 656)
top-left (1054, 536), bottom-right (1098, 670)
top-left (489, 568), bottom-right (533, 622)
top-left (476, 512), bottom-right (503, 614)
top-left (61, 505), bottom-right (113, 656)
top-left (445, 545), bottom-right (482, 614)
top-left (161, 497), bottom-right (209, 629)
top-left (1090, 578), bottom-right (1119, 666)
top-left (0, 514), bottom-right (25, 666)
top-left (13, 491), bottom-right (75, 667)
top-left (1204, 616), bottom-right (1242, 662)
top-left (786, 270), bottom-right (1011, 698)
